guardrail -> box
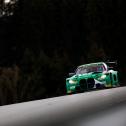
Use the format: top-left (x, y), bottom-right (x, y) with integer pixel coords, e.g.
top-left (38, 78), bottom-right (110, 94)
top-left (0, 87), bottom-right (126, 126)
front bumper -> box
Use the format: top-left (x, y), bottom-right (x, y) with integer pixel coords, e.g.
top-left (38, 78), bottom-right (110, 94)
top-left (66, 78), bottom-right (108, 94)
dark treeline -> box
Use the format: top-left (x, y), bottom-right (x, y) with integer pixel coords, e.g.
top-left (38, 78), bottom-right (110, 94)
top-left (0, 0), bottom-right (126, 105)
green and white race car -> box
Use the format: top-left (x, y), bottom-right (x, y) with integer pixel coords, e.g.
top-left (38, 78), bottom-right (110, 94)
top-left (66, 62), bottom-right (119, 94)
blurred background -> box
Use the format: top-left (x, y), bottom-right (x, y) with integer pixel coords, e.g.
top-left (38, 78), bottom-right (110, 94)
top-left (0, 0), bottom-right (126, 106)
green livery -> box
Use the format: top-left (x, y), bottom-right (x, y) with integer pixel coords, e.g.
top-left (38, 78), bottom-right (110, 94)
top-left (66, 62), bottom-right (119, 94)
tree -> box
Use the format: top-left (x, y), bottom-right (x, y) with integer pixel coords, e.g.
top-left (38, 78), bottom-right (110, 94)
top-left (0, 0), bottom-right (17, 17)
top-left (87, 42), bottom-right (107, 62)
top-left (0, 65), bottom-right (19, 105)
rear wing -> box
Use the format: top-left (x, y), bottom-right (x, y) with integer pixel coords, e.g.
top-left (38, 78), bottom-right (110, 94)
top-left (105, 61), bottom-right (117, 70)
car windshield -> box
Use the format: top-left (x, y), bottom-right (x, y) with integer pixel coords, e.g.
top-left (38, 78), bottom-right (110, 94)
top-left (76, 64), bottom-right (105, 74)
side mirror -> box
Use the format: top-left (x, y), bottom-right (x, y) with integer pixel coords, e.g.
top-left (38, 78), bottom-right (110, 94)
top-left (69, 73), bottom-right (75, 77)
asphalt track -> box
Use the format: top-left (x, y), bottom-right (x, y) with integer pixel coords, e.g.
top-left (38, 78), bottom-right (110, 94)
top-left (0, 87), bottom-right (126, 126)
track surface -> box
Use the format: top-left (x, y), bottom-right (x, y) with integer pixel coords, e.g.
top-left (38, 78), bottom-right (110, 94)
top-left (0, 87), bottom-right (126, 126)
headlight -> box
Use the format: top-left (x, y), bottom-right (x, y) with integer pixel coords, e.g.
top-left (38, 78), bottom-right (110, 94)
top-left (99, 75), bottom-right (106, 80)
top-left (69, 80), bottom-right (78, 84)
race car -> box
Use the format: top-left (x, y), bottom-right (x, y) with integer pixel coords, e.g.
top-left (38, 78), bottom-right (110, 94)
top-left (66, 62), bottom-right (119, 94)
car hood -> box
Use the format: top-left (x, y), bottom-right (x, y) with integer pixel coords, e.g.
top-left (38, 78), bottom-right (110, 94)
top-left (67, 72), bottom-right (102, 80)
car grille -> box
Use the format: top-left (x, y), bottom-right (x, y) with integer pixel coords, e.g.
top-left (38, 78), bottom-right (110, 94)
top-left (79, 79), bottom-right (87, 89)
top-left (87, 78), bottom-right (95, 89)
top-left (79, 78), bottom-right (95, 90)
